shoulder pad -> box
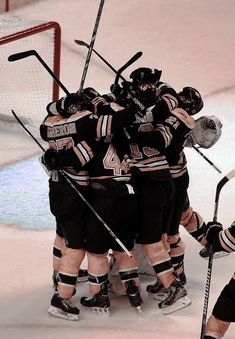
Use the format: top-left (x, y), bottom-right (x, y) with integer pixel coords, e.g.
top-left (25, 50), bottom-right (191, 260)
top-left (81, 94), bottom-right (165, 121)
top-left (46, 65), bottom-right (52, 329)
top-left (162, 94), bottom-right (179, 111)
top-left (171, 108), bottom-right (195, 129)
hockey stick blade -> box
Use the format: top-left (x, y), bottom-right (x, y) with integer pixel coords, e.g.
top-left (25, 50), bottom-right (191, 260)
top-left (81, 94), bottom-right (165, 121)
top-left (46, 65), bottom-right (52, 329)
top-left (9, 49), bottom-right (69, 95)
top-left (74, 39), bottom-right (89, 48)
top-left (213, 168), bottom-right (235, 221)
top-left (8, 49), bottom-right (36, 62)
top-left (114, 51), bottom-right (142, 85)
top-left (75, 39), bottom-right (127, 81)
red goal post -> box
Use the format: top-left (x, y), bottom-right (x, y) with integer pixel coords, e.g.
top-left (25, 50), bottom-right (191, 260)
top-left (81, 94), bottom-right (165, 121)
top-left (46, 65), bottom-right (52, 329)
top-left (0, 20), bottom-right (61, 131)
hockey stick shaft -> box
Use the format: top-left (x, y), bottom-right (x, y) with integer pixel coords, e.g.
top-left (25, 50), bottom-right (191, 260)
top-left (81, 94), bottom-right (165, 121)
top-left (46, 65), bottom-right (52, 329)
top-left (11, 109), bottom-right (45, 152)
top-left (193, 146), bottom-right (222, 174)
top-left (78, 0), bottom-right (105, 92)
top-left (74, 39), bottom-right (126, 81)
top-left (200, 169), bottom-right (235, 338)
top-left (11, 109), bottom-right (132, 258)
top-left (8, 50), bottom-right (70, 95)
top-left (75, 41), bottom-right (147, 117)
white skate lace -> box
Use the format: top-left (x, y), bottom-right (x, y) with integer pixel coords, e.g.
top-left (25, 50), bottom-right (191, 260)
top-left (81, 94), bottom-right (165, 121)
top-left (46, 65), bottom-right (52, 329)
top-left (63, 299), bottom-right (76, 309)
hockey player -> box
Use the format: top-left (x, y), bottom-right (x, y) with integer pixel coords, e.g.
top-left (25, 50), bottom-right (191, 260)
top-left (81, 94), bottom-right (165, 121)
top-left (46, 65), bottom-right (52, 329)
top-left (112, 85), bottom-right (193, 314)
top-left (40, 89), bottom-right (144, 320)
top-left (80, 133), bottom-right (143, 315)
top-left (120, 69), bottom-right (222, 293)
top-left (145, 112), bottom-right (222, 300)
top-left (203, 220), bottom-right (235, 338)
top-left (40, 92), bottom-right (94, 320)
top-left (113, 68), bottom-right (222, 273)
top-left (111, 69), bottom-right (210, 254)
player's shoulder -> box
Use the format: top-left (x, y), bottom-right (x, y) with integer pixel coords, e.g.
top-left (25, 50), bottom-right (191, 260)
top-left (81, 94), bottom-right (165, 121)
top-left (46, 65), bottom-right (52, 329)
top-left (170, 108), bottom-right (195, 129)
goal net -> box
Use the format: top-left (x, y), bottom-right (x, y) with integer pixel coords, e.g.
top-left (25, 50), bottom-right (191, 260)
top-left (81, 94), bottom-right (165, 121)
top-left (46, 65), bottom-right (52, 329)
top-left (0, 20), bottom-right (61, 133)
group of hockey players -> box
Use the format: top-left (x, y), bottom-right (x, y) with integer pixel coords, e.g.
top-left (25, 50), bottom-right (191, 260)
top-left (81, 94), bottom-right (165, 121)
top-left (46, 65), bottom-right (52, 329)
top-left (39, 66), bottom-right (235, 339)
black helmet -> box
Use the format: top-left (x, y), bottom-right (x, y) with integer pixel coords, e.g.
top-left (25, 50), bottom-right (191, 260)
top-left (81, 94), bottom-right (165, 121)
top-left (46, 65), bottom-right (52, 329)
top-left (82, 87), bottom-right (101, 102)
top-left (130, 67), bottom-right (162, 86)
top-left (178, 87), bottom-right (204, 116)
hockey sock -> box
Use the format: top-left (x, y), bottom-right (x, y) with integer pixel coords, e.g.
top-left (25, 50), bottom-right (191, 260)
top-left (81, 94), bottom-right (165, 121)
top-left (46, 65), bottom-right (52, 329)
top-left (181, 207), bottom-right (207, 245)
top-left (168, 235), bottom-right (185, 275)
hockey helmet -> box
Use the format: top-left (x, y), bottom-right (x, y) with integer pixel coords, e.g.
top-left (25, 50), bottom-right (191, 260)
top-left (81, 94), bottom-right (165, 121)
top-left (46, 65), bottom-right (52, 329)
top-left (130, 67), bottom-right (162, 86)
top-left (178, 87), bottom-right (204, 116)
top-left (46, 90), bottom-right (96, 117)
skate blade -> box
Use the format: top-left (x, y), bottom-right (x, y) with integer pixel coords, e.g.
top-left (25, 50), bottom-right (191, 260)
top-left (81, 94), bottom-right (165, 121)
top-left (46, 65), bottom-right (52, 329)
top-left (48, 306), bottom-right (79, 321)
top-left (134, 305), bottom-right (142, 314)
top-left (161, 296), bottom-right (191, 315)
top-left (83, 306), bottom-right (110, 317)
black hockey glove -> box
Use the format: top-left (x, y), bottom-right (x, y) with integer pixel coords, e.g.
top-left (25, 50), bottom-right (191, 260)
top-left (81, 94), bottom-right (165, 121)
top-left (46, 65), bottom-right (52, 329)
top-left (42, 148), bottom-right (82, 172)
top-left (42, 149), bottom-right (61, 171)
top-left (204, 221), bottom-right (223, 252)
top-left (82, 87), bottom-right (114, 116)
top-left (110, 82), bottom-right (130, 100)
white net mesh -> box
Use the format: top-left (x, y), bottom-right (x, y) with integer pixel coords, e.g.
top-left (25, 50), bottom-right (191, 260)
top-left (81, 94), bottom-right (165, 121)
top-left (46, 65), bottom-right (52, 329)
top-left (0, 19), bottom-right (59, 131)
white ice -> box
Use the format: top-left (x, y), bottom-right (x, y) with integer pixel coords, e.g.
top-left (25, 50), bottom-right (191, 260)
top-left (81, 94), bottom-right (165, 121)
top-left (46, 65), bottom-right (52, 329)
top-left (0, 1), bottom-right (235, 338)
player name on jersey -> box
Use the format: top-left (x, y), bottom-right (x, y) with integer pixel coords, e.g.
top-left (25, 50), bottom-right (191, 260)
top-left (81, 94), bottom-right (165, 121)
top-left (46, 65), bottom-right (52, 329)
top-left (47, 122), bottom-right (77, 138)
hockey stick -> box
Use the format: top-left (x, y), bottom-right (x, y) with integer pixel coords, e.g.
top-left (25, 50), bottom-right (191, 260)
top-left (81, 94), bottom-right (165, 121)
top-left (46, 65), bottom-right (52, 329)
top-left (200, 169), bottom-right (235, 339)
top-left (8, 50), bottom-right (70, 96)
top-left (193, 146), bottom-right (222, 174)
top-left (78, 0), bottom-right (105, 93)
top-left (113, 51), bottom-right (142, 86)
top-left (11, 109), bottom-right (133, 258)
top-left (74, 39), bottom-right (126, 81)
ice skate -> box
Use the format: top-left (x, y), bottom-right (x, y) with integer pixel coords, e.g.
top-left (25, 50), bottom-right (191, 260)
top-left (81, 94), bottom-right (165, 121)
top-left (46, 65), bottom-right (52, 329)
top-left (146, 279), bottom-right (170, 302)
top-left (199, 246), bottom-right (229, 259)
top-left (125, 279), bottom-right (143, 313)
top-left (158, 279), bottom-right (191, 314)
top-left (48, 293), bottom-right (80, 321)
top-left (80, 282), bottom-right (110, 316)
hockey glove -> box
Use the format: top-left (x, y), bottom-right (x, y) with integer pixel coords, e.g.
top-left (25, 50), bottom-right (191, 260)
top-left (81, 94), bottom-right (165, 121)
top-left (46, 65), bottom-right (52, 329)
top-left (110, 82), bottom-right (130, 100)
top-left (204, 221), bottom-right (223, 252)
top-left (185, 115), bottom-right (222, 149)
top-left (42, 149), bottom-right (61, 171)
top-left (42, 148), bottom-right (83, 172)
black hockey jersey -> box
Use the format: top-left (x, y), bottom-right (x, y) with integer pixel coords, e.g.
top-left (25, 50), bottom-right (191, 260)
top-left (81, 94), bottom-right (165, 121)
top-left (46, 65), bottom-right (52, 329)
top-left (123, 94), bottom-right (195, 179)
top-left (114, 93), bottom-right (194, 180)
top-left (40, 105), bottom-right (138, 184)
top-left (88, 141), bottom-right (131, 182)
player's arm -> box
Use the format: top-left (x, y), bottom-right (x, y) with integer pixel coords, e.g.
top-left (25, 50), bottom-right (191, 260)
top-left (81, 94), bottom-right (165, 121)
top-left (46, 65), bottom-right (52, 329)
top-left (42, 138), bottom-right (102, 171)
